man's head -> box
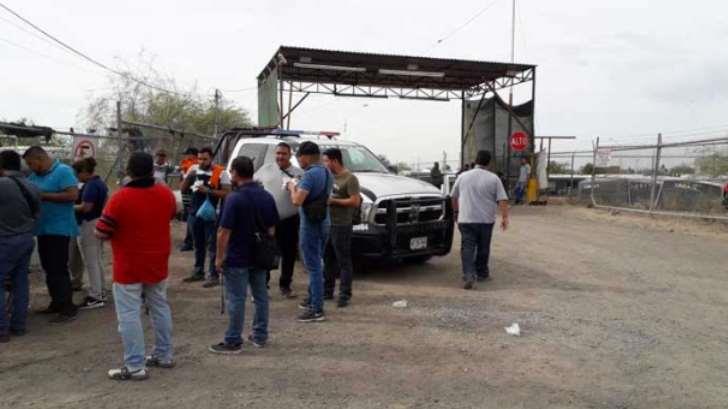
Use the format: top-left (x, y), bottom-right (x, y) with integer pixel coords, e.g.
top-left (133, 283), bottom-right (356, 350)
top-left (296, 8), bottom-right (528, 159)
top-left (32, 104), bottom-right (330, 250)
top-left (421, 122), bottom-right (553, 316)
top-left (275, 142), bottom-right (293, 169)
top-left (295, 141), bottom-right (320, 169)
top-left (229, 156), bottom-right (254, 186)
top-left (183, 147), bottom-right (198, 160)
top-left (197, 147), bottom-right (213, 170)
top-left (322, 148), bottom-right (344, 174)
top-left (155, 149), bottom-right (168, 165)
top-left (475, 150), bottom-right (492, 167)
top-left (72, 157), bottom-right (97, 182)
top-left (433, 161), bottom-right (439, 169)
top-left (520, 156), bottom-right (529, 165)
top-left (22, 146), bottom-right (51, 174)
top-left (126, 152), bottom-right (154, 179)
top-left (0, 150), bottom-right (21, 176)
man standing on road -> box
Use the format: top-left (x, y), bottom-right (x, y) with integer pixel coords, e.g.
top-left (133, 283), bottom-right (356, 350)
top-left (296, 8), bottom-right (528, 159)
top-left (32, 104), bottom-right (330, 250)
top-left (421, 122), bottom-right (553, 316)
top-left (71, 157), bottom-right (108, 310)
top-left (153, 149), bottom-right (173, 184)
top-left (256, 142), bottom-right (303, 298)
top-left (179, 147), bottom-right (198, 252)
top-left (180, 147), bottom-right (231, 288)
top-left (23, 146), bottom-right (80, 323)
top-left (322, 148), bottom-right (360, 308)
top-left (0, 150), bottom-right (40, 342)
top-left (451, 150), bottom-right (509, 290)
top-left (430, 161), bottom-right (444, 189)
top-left (287, 141), bottom-right (332, 322)
top-left (209, 157), bottom-right (279, 354)
top-left (96, 152), bottom-right (177, 381)
top-left (515, 156), bottom-right (531, 205)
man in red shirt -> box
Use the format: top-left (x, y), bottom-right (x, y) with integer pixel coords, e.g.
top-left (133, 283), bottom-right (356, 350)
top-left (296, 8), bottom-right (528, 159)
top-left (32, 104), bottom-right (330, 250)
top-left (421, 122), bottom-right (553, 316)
top-left (96, 152), bottom-right (176, 381)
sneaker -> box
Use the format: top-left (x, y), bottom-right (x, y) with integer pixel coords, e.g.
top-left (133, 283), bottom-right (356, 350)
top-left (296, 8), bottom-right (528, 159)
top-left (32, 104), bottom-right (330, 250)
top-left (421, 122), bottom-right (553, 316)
top-left (208, 342), bottom-right (242, 355)
top-left (280, 288), bottom-right (297, 299)
top-left (298, 299), bottom-right (311, 310)
top-left (247, 335), bottom-right (265, 348)
top-left (107, 367), bottom-right (149, 381)
top-left (297, 309), bottom-right (326, 323)
top-left (79, 296), bottom-right (106, 310)
top-left (323, 293), bottom-right (334, 301)
top-left (145, 356), bottom-right (176, 369)
top-left (182, 274), bottom-right (204, 283)
top-left (179, 244), bottom-right (194, 252)
top-left (463, 280), bottom-right (475, 290)
top-left (202, 278), bottom-right (220, 288)
top-left (336, 299), bottom-right (349, 308)
top-left (49, 311), bottom-right (78, 324)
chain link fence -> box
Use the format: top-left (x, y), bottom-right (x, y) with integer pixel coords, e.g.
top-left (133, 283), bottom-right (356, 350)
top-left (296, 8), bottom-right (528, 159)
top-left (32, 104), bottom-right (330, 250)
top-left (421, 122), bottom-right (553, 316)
top-left (576, 136), bottom-right (728, 219)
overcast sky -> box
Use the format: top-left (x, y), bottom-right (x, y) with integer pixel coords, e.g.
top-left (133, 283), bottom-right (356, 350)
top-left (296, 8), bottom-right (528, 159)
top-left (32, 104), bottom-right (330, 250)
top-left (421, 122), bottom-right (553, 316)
top-left (1, 0), bottom-right (727, 165)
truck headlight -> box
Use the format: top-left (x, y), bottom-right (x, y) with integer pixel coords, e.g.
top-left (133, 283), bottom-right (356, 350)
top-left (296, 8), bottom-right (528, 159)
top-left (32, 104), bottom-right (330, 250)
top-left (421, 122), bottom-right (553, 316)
top-left (359, 201), bottom-right (374, 223)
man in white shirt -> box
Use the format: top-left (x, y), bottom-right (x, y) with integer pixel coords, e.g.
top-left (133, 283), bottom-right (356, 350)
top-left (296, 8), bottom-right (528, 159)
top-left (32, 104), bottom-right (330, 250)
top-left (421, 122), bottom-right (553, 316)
top-left (515, 157), bottom-right (531, 204)
top-left (451, 150), bottom-right (509, 289)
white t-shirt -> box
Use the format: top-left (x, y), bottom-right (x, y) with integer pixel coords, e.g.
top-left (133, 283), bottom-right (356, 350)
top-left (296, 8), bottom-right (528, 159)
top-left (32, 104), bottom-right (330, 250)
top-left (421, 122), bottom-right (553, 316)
top-left (255, 162), bottom-right (304, 220)
top-left (518, 164), bottom-right (531, 183)
top-left (451, 167), bottom-right (508, 224)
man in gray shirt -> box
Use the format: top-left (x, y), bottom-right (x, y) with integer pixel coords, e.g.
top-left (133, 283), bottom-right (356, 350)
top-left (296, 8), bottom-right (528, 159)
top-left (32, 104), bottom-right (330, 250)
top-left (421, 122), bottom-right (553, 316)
top-left (451, 150), bottom-right (509, 289)
top-left (0, 150), bottom-right (40, 342)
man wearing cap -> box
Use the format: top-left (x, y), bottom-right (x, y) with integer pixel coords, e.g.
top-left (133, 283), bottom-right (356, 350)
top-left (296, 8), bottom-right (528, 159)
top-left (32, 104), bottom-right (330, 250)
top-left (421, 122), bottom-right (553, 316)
top-left (286, 141), bottom-right (333, 322)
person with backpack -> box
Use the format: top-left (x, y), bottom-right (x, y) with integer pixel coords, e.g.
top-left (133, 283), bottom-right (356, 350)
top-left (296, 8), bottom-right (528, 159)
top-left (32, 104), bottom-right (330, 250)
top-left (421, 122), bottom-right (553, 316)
top-left (322, 148), bottom-right (360, 308)
top-left (0, 150), bottom-right (41, 342)
top-left (287, 141), bottom-right (333, 322)
top-left (180, 147), bottom-right (231, 288)
top-left (209, 156), bottom-right (279, 354)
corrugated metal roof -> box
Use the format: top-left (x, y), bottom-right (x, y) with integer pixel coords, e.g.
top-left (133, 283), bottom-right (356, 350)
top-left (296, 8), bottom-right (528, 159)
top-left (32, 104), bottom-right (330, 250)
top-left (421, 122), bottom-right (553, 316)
top-left (258, 46), bottom-right (535, 90)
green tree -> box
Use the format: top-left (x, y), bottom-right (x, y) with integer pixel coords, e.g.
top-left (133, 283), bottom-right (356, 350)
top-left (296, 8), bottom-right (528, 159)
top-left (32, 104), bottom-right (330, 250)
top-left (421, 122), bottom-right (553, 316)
top-left (695, 153), bottom-right (728, 177)
top-left (580, 163), bottom-right (594, 174)
top-left (547, 161), bottom-right (570, 174)
top-left (668, 164), bottom-right (695, 176)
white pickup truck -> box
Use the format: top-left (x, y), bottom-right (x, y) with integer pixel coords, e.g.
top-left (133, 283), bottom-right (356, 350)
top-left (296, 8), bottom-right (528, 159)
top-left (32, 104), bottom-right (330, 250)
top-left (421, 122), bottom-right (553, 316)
top-left (214, 128), bottom-right (454, 263)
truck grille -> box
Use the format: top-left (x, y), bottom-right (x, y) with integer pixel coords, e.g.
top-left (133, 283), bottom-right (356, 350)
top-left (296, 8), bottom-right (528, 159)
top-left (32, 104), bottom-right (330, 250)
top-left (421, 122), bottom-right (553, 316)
top-left (374, 196), bottom-right (445, 225)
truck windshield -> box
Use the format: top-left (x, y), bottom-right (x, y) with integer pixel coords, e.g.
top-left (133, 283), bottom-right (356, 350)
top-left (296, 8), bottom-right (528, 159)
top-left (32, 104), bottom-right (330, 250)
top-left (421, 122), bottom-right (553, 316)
top-left (323, 145), bottom-right (389, 173)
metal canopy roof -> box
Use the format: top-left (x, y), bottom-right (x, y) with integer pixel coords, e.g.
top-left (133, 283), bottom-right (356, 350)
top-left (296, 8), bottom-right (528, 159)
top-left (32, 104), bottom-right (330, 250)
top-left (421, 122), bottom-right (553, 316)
top-left (258, 46), bottom-right (535, 95)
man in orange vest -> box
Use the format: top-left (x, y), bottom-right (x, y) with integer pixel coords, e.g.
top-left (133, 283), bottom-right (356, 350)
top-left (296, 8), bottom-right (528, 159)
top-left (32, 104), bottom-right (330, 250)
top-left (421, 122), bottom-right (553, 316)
top-left (180, 147), bottom-right (230, 288)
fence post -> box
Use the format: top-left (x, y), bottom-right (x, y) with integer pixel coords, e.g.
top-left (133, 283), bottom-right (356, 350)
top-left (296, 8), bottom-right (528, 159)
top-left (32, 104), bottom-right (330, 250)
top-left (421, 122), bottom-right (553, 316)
top-left (649, 133), bottom-right (662, 212)
top-left (569, 151), bottom-right (575, 196)
top-left (590, 137), bottom-right (599, 205)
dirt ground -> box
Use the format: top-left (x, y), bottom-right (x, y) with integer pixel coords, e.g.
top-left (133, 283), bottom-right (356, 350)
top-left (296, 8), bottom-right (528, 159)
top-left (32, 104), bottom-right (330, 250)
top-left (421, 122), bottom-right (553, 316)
top-left (2, 205), bottom-right (728, 409)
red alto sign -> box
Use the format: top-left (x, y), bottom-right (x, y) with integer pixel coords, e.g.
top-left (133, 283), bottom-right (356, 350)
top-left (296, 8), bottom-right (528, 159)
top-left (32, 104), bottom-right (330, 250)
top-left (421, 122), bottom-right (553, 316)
top-left (510, 131), bottom-right (528, 152)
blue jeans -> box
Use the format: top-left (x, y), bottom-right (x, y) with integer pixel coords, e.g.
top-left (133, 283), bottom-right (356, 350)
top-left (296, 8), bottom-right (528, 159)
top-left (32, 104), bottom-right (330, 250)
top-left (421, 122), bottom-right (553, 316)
top-left (0, 233), bottom-right (34, 335)
top-left (223, 267), bottom-right (269, 345)
top-left (113, 281), bottom-right (173, 371)
top-left (515, 181), bottom-right (526, 204)
top-left (190, 214), bottom-right (218, 279)
top-left (458, 223), bottom-right (494, 282)
top-left (300, 212), bottom-right (330, 313)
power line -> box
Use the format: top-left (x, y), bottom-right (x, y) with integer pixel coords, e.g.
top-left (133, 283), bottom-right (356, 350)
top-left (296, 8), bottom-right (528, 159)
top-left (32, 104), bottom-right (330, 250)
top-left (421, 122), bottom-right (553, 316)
top-left (0, 1), bottom-right (185, 96)
top-left (433, 0), bottom-right (503, 47)
top-left (221, 85), bottom-right (258, 93)
top-left (0, 36), bottom-right (97, 73)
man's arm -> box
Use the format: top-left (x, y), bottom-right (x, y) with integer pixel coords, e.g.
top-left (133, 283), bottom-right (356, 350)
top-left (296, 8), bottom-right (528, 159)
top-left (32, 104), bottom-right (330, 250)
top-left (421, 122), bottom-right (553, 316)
top-left (42, 186), bottom-right (78, 203)
top-left (208, 184), bottom-right (231, 199)
top-left (215, 227), bottom-right (231, 272)
top-left (498, 200), bottom-right (509, 231)
top-left (328, 194), bottom-right (359, 208)
top-left (75, 202), bottom-right (94, 213)
top-left (287, 182), bottom-right (309, 207)
top-left (180, 171), bottom-right (194, 193)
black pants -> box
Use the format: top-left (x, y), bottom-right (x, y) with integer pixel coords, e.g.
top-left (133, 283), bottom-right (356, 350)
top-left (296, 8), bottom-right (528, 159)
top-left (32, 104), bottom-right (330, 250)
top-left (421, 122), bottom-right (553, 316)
top-left (458, 223), bottom-right (494, 282)
top-left (37, 235), bottom-right (76, 314)
top-left (273, 215), bottom-right (299, 291)
top-left (324, 224), bottom-right (353, 301)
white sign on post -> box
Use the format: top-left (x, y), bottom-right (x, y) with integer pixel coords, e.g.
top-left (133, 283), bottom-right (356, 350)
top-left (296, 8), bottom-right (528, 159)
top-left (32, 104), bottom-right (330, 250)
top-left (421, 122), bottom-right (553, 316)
top-left (596, 148), bottom-right (612, 167)
top-left (72, 136), bottom-right (96, 161)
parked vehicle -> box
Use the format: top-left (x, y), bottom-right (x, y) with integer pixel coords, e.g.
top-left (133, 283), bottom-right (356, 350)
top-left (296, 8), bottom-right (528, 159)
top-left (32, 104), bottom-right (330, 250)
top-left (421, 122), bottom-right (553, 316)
top-left (215, 128), bottom-right (454, 262)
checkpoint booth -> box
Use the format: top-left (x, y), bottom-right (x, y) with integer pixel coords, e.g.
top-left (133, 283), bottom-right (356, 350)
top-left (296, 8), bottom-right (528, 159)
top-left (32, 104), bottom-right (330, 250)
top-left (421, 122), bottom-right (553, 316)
top-left (255, 46), bottom-right (537, 190)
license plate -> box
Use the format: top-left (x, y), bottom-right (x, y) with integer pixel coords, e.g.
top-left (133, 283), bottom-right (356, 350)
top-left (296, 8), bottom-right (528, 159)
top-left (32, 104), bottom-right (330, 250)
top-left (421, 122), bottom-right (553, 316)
top-left (410, 237), bottom-right (428, 250)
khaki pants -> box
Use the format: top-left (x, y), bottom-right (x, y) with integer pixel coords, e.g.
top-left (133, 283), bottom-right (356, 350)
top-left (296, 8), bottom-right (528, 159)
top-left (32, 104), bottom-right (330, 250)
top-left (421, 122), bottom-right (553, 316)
top-left (69, 219), bottom-right (106, 300)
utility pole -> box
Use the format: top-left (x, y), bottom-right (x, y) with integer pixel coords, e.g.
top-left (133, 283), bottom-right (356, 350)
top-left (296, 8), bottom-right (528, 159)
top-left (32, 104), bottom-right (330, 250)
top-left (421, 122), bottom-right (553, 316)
top-left (505, 0), bottom-right (517, 191)
top-left (213, 89), bottom-right (221, 139)
top-left (116, 100), bottom-right (123, 179)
